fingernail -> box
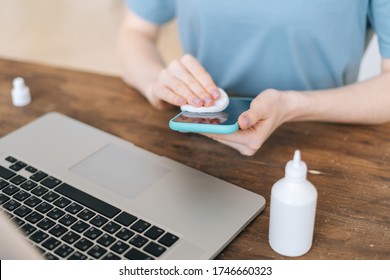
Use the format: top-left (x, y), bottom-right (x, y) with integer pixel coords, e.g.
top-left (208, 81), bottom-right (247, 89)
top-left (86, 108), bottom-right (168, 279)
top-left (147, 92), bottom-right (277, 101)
top-left (204, 97), bottom-right (213, 106)
top-left (242, 116), bottom-right (250, 127)
top-left (211, 89), bottom-right (220, 99)
top-left (193, 97), bottom-right (202, 105)
top-left (178, 98), bottom-right (186, 105)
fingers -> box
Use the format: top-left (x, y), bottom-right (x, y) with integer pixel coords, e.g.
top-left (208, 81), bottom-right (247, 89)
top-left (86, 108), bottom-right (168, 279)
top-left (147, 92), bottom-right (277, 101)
top-left (238, 89), bottom-right (285, 130)
top-left (168, 60), bottom-right (215, 106)
top-left (158, 69), bottom-right (199, 106)
top-left (180, 54), bottom-right (220, 100)
top-left (238, 105), bottom-right (263, 129)
top-left (151, 54), bottom-right (219, 108)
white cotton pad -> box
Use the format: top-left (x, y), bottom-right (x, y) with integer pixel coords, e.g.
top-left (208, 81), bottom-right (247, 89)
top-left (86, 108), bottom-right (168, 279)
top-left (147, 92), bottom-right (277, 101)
top-left (180, 88), bottom-right (229, 113)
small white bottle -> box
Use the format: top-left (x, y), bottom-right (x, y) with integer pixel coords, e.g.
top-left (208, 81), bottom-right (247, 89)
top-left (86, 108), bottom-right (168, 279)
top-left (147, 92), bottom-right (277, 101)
top-left (268, 150), bottom-right (317, 257)
top-left (12, 77), bottom-right (31, 107)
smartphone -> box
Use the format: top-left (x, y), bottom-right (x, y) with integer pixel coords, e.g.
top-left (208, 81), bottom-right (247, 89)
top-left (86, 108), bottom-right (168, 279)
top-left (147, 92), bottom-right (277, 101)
top-left (169, 97), bottom-right (252, 134)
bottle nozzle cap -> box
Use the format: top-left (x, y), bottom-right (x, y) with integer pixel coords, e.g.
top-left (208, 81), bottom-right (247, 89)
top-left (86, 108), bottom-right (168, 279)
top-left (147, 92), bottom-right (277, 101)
top-left (285, 150), bottom-right (307, 180)
top-left (13, 77), bottom-right (25, 88)
top-left (292, 150), bottom-right (301, 168)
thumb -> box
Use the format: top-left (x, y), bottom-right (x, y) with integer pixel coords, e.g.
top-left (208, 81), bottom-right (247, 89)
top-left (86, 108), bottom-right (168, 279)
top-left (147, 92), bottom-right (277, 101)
top-left (238, 106), bottom-right (263, 129)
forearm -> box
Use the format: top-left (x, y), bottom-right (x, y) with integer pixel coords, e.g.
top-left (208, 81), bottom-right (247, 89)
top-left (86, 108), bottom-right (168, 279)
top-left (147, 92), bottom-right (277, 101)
top-left (287, 70), bottom-right (390, 125)
top-left (117, 24), bottom-right (164, 97)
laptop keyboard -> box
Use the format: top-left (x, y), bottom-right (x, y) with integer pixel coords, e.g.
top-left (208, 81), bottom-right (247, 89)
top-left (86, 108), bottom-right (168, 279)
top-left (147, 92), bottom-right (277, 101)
top-left (0, 156), bottom-right (179, 260)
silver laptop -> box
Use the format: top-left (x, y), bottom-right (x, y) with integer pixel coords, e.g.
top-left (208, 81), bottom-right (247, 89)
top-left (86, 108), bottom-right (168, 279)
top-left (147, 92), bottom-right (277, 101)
top-left (0, 112), bottom-right (265, 260)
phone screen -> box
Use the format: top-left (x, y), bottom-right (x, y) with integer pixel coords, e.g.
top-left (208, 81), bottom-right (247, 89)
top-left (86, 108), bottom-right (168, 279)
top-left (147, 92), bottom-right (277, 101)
top-left (171, 98), bottom-right (252, 125)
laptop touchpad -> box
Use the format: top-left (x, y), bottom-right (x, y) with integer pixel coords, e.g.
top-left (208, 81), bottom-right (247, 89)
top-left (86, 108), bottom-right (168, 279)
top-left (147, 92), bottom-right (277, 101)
top-left (70, 144), bottom-right (170, 199)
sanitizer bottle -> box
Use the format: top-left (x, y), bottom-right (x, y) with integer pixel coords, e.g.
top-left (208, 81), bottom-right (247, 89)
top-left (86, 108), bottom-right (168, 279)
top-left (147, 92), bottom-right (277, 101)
top-left (268, 150), bottom-right (317, 257)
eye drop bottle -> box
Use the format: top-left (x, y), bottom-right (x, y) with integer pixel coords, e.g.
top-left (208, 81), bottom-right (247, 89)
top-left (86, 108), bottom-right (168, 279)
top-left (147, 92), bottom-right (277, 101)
top-left (268, 150), bottom-right (317, 257)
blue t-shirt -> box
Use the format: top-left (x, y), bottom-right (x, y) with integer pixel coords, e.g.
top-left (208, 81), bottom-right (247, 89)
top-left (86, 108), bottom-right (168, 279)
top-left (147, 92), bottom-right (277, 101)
top-left (125, 0), bottom-right (390, 97)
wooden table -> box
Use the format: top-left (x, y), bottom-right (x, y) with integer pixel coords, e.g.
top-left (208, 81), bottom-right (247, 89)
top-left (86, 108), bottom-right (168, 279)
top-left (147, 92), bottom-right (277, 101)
top-left (0, 58), bottom-right (389, 259)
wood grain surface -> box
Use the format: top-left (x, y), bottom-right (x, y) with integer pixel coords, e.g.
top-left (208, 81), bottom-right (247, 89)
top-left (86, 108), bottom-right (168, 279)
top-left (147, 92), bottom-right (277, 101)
top-left (0, 58), bottom-right (389, 259)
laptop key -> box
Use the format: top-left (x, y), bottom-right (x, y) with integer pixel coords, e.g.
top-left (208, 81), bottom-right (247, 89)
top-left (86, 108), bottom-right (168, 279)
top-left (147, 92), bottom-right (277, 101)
top-left (59, 214), bottom-right (77, 226)
top-left (41, 176), bottom-right (61, 189)
top-left (71, 220), bottom-right (90, 233)
top-left (47, 208), bottom-right (65, 220)
top-left (14, 205), bottom-right (32, 217)
top-left (68, 251), bottom-right (88, 260)
top-left (61, 231), bottom-right (81, 244)
top-left (0, 193), bottom-right (10, 205)
top-left (110, 241), bottom-right (129, 254)
top-left (49, 224), bottom-right (68, 237)
top-left (3, 185), bottom-right (20, 196)
top-left (124, 248), bottom-right (154, 260)
top-left (114, 211), bottom-right (137, 226)
top-left (0, 165), bottom-right (16, 180)
top-left (90, 215), bottom-right (108, 227)
top-left (84, 227), bottom-right (103, 240)
top-left (13, 190), bottom-right (31, 201)
top-left (129, 235), bottom-right (148, 248)
top-left (25, 166), bottom-right (38, 173)
top-left (77, 209), bottom-right (95, 221)
top-left (102, 221), bottom-right (121, 234)
top-left (97, 234), bottom-right (116, 247)
top-left (115, 228), bottom-right (135, 241)
top-left (54, 244), bottom-right (74, 258)
top-left (3, 199), bottom-right (21, 211)
top-left (20, 180), bottom-right (37, 191)
top-left (35, 202), bottom-right (53, 214)
top-left (37, 218), bottom-right (56, 230)
top-left (30, 171), bottom-right (48, 182)
top-left (88, 245), bottom-right (107, 259)
top-left (53, 196), bottom-right (71, 208)
top-left (24, 196), bottom-right (42, 207)
top-left (30, 230), bottom-right (49, 243)
top-left (158, 232), bottom-right (179, 247)
top-left (10, 175), bottom-right (26, 185)
top-left (25, 211), bottom-right (44, 224)
top-left (56, 183), bottom-right (120, 218)
top-left (31, 185), bottom-right (49, 196)
top-left (42, 237), bottom-right (61, 251)
top-left (145, 226), bottom-right (165, 240)
top-left (5, 156), bottom-right (17, 163)
top-left (102, 252), bottom-right (121, 260)
top-left (74, 238), bottom-right (93, 251)
top-left (0, 178), bottom-right (9, 189)
top-left (131, 219), bottom-right (151, 233)
top-left (144, 241), bottom-right (166, 257)
top-left (65, 202), bottom-right (83, 214)
top-left (42, 191), bottom-right (60, 202)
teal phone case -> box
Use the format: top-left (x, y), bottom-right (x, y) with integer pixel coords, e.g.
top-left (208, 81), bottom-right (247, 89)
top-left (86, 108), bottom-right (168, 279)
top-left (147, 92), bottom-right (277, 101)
top-left (169, 97), bottom-right (252, 134)
top-left (169, 118), bottom-right (239, 134)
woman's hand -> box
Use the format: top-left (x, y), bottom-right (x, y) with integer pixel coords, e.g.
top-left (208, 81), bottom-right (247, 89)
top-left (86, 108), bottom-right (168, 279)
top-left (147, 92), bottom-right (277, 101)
top-left (203, 89), bottom-right (299, 156)
top-left (146, 54), bottom-right (221, 110)
top-left (118, 10), bottom-right (223, 110)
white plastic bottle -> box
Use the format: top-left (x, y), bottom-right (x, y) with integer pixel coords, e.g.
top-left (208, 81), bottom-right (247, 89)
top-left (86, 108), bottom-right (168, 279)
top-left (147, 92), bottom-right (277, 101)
top-left (268, 150), bottom-right (317, 257)
top-left (11, 77), bottom-right (31, 107)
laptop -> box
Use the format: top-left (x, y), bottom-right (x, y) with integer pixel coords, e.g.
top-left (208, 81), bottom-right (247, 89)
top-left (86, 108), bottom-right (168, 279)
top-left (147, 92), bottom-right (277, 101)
top-left (0, 112), bottom-right (265, 260)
